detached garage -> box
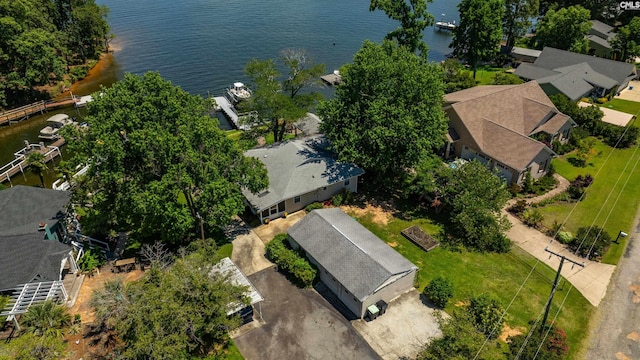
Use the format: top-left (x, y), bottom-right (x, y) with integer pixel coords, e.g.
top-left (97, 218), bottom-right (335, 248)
top-left (287, 208), bottom-right (418, 319)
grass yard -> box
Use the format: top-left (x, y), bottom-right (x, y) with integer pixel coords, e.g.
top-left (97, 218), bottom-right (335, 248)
top-left (220, 340), bottom-right (244, 360)
top-left (347, 210), bottom-right (593, 360)
top-left (217, 242), bottom-right (233, 259)
top-left (542, 139), bottom-right (640, 264)
top-left (462, 66), bottom-right (503, 85)
top-left (602, 98), bottom-right (640, 116)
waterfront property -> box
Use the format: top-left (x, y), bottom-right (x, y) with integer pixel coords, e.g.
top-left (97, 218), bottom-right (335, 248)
top-left (242, 135), bottom-right (364, 223)
top-left (514, 47), bottom-right (637, 101)
top-left (443, 82), bottom-right (576, 185)
top-left (586, 20), bottom-right (616, 58)
top-left (0, 186), bottom-right (79, 293)
top-left (0, 139), bottom-right (65, 185)
top-left (287, 208), bottom-right (418, 319)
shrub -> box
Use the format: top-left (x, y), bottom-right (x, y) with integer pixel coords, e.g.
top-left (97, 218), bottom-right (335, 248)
top-left (508, 325), bottom-right (569, 360)
top-left (77, 244), bottom-right (105, 273)
top-left (305, 202), bottom-right (324, 212)
top-left (424, 276), bottom-right (454, 308)
top-left (522, 172), bottom-right (534, 193)
top-left (531, 174), bottom-right (558, 195)
top-left (332, 193), bottom-right (344, 206)
top-left (568, 226), bottom-right (612, 259)
top-left (556, 231), bottom-right (573, 244)
top-left (596, 97), bottom-right (608, 104)
top-left (509, 199), bottom-right (527, 215)
top-left (265, 234), bottom-right (317, 287)
top-left (522, 208), bottom-right (544, 228)
top-left (508, 182), bottom-right (522, 195)
top-left (340, 188), bottom-right (355, 205)
top-left (567, 174), bottom-right (593, 200)
top-left (468, 294), bottom-right (504, 339)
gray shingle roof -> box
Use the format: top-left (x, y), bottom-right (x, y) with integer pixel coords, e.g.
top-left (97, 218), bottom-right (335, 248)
top-left (589, 20), bottom-right (614, 41)
top-left (287, 208), bottom-right (417, 301)
top-left (534, 63), bottom-right (618, 100)
top-left (0, 186), bottom-right (72, 291)
top-left (242, 136), bottom-right (364, 211)
top-left (530, 47), bottom-right (636, 85)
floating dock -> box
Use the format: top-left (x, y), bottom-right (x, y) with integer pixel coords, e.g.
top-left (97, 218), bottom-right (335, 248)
top-left (321, 72), bottom-right (342, 86)
top-left (0, 138), bottom-right (65, 185)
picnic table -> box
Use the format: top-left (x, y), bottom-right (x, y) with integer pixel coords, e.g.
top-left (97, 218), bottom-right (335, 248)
top-left (113, 258), bottom-right (136, 273)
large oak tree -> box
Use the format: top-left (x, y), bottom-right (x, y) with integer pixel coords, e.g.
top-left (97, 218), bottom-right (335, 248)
top-left (534, 5), bottom-right (591, 53)
top-left (318, 40), bottom-right (447, 182)
top-left (369, 0), bottom-right (434, 55)
top-left (66, 72), bottom-right (268, 244)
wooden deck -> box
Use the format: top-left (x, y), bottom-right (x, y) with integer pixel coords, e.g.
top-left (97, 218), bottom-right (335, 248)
top-left (0, 101), bottom-right (47, 125)
top-left (0, 138), bottom-right (66, 184)
top-left (320, 73), bottom-right (342, 86)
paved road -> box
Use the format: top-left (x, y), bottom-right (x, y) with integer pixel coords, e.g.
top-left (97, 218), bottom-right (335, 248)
top-left (586, 219), bottom-right (640, 359)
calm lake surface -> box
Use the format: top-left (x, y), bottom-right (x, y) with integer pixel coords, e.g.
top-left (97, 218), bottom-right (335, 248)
top-left (1, 0), bottom-right (460, 184)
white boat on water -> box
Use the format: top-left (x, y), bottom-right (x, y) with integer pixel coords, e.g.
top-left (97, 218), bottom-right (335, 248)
top-left (435, 20), bottom-right (456, 31)
top-left (226, 82), bottom-right (252, 103)
top-left (39, 114), bottom-right (75, 140)
top-left (74, 95), bottom-right (94, 108)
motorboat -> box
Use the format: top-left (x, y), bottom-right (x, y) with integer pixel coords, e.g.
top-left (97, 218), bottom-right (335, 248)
top-left (226, 82), bottom-right (252, 103)
top-left (39, 113), bottom-right (75, 140)
top-left (435, 20), bottom-right (456, 31)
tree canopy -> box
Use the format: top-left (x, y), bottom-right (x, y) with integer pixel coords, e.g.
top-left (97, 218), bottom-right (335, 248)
top-left (90, 245), bottom-right (249, 359)
top-left (242, 49), bottom-right (324, 143)
top-left (451, 0), bottom-right (505, 78)
top-left (610, 17), bottom-right (640, 62)
top-left (534, 5), bottom-right (591, 53)
top-left (369, 0), bottom-right (434, 55)
top-left (66, 72), bottom-right (268, 244)
top-left (0, 0), bottom-right (109, 108)
top-left (318, 40), bottom-right (447, 182)
top-left (503, 0), bottom-right (540, 51)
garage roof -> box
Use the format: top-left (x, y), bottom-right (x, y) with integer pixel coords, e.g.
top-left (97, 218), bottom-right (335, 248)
top-left (288, 208), bottom-right (417, 301)
top-left (210, 257), bottom-right (263, 315)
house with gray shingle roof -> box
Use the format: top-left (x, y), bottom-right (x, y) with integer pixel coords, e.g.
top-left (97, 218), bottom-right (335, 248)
top-left (0, 186), bottom-right (77, 292)
top-left (443, 82), bottom-right (576, 185)
top-left (242, 136), bottom-right (364, 222)
top-left (586, 20), bottom-right (615, 58)
top-left (287, 208), bottom-right (417, 319)
top-left (514, 47), bottom-right (637, 101)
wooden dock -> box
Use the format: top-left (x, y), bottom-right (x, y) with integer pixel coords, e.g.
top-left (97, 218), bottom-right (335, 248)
top-left (0, 97), bottom-right (85, 126)
top-left (320, 73), bottom-right (342, 86)
top-left (213, 96), bottom-right (256, 130)
top-left (0, 138), bottom-right (66, 185)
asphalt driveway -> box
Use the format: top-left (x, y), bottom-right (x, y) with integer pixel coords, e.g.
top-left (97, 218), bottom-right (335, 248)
top-left (233, 268), bottom-right (380, 360)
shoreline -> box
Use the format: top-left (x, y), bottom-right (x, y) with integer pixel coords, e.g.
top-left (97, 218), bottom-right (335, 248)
top-left (55, 51), bottom-right (118, 101)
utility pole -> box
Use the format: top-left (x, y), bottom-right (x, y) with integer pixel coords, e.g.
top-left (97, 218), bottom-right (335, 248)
top-left (541, 247), bottom-right (584, 333)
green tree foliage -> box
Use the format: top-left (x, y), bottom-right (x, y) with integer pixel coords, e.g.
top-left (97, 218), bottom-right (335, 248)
top-left (418, 310), bottom-right (488, 360)
top-left (534, 5), bottom-right (591, 53)
top-left (569, 225), bottom-right (612, 259)
top-left (0, 332), bottom-right (68, 360)
top-left (20, 300), bottom-right (72, 338)
top-left (451, 0), bottom-right (505, 79)
top-left (66, 72), bottom-right (268, 244)
top-left (507, 324), bottom-right (569, 359)
top-left (369, 0), bottom-right (434, 54)
top-left (468, 294), bottom-right (504, 339)
top-left (0, 0), bottom-right (109, 108)
top-left (26, 152), bottom-right (48, 188)
top-left (441, 58), bottom-right (476, 93)
top-left (319, 40), bottom-right (447, 182)
top-left (610, 17), bottom-right (640, 62)
top-left (539, 0), bottom-right (618, 21)
top-left (443, 160), bottom-right (512, 253)
top-left (90, 247), bottom-right (249, 359)
top-left (503, 0), bottom-right (539, 51)
top-left (423, 276), bottom-right (454, 308)
top-left (491, 72), bottom-right (524, 85)
top-left (77, 244), bottom-right (105, 272)
top-left (265, 233), bottom-right (317, 287)
top-left (242, 49), bottom-right (324, 143)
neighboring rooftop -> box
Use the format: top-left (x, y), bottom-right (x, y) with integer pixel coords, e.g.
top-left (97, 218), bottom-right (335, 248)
top-left (288, 208), bottom-right (417, 301)
top-left (0, 186), bottom-right (70, 237)
top-left (210, 257), bottom-right (263, 315)
top-left (242, 136), bottom-right (364, 211)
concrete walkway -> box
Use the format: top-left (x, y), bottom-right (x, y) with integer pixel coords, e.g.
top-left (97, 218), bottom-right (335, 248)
top-left (579, 101), bottom-right (635, 127)
top-left (505, 174), bottom-right (615, 306)
top-left (505, 211), bottom-right (615, 307)
top-left (616, 80), bottom-right (640, 102)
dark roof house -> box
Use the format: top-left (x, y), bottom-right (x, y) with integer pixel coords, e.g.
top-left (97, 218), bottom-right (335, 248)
top-left (0, 186), bottom-right (73, 291)
top-left (514, 47), bottom-right (637, 100)
top-left (443, 82), bottom-right (576, 185)
top-left (242, 136), bottom-right (364, 222)
top-left (288, 208), bottom-right (417, 318)
top-left (586, 20), bottom-right (615, 57)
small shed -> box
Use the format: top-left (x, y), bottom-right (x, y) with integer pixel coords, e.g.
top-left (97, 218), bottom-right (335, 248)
top-left (210, 257), bottom-right (264, 323)
top-left (288, 208), bottom-right (418, 319)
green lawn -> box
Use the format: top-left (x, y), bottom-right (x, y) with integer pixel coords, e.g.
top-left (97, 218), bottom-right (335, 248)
top-left (218, 242), bottom-right (233, 259)
top-left (602, 98), bottom-right (640, 116)
top-left (462, 66), bottom-right (502, 85)
top-left (347, 210), bottom-right (592, 360)
top-left (542, 139), bottom-right (640, 264)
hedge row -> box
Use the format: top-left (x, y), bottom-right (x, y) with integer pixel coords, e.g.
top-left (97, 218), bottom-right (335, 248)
top-left (266, 234), bottom-right (317, 287)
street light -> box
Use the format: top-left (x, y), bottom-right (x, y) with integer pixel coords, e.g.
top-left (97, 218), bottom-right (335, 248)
top-left (614, 230), bottom-right (628, 244)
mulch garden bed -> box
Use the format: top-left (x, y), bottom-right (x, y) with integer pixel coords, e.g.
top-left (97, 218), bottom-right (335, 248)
top-left (401, 225), bottom-right (439, 252)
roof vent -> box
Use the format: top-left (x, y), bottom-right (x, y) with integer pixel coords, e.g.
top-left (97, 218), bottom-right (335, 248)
top-left (264, 154), bottom-right (268, 158)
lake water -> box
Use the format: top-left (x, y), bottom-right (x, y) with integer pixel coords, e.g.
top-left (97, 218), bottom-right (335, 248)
top-left (1, 0), bottom-right (460, 184)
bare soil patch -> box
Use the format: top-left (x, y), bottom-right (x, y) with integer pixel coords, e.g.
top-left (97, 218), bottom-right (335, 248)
top-left (388, 241), bottom-right (398, 247)
top-left (341, 203), bottom-right (392, 225)
top-left (499, 324), bottom-right (525, 342)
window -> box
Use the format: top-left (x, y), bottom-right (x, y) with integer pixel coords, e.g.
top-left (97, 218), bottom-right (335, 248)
top-left (261, 209), bottom-right (269, 218)
top-left (294, 196), bottom-right (301, 204)
top-left (270, 205), bottom-right (277, 215)
top-left (344, 179), bottom-right (350, 186)
top-left (277, 201), bottom-right (285, 212)
top-left (539, 160), bottom-right (548, 173)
